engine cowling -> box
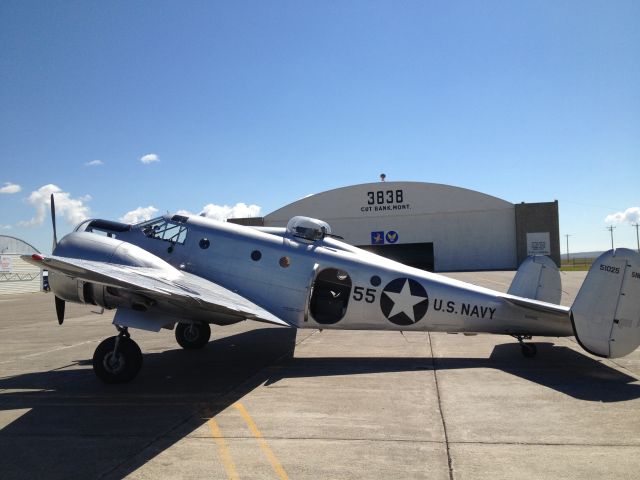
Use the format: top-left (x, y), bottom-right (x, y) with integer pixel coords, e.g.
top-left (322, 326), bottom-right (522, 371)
top-left (49, 232), bottom-right (177, 311)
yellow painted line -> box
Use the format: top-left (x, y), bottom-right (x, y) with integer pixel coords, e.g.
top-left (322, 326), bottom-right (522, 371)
top-left (207, 416), bottom-right (240, 480)
top-left (234, 402), bottom-right (289, 480)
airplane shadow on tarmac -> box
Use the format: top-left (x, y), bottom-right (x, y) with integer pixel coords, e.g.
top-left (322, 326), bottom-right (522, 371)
top-left (0, 328), bottom-right (639, 479)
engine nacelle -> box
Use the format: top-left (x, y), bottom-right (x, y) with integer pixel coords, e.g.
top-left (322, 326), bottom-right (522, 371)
top-left (49, 232), bottom-right (177, 310)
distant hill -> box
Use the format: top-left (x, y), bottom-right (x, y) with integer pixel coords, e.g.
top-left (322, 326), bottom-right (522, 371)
top-left (561, 251), bottom-right (604, 260)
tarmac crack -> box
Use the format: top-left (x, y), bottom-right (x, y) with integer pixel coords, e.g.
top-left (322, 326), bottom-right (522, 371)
top-left (3, 432), bottom-right (640, 449)
top-left (428, 332), bottom-right (454, 480)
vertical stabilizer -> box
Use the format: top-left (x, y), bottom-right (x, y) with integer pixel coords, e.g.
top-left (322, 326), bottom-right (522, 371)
top-left (507, 255), bottom-right (562, 304)
top-left (570, 248), bottom-right (640, 358)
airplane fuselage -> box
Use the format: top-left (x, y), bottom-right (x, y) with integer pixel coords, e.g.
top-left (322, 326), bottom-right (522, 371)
top-left (89, 214), bottom-right (572, 338)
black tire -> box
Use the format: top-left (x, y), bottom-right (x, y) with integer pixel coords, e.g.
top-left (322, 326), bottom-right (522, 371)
top-left (175, 322), bottom-right (211, 349)
top-left (521, 342), bottom-right (537, 358)
top-left (93, 336), bottom-right (143, 384)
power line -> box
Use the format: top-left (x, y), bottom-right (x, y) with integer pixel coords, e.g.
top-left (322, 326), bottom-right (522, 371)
top-left (564, 234), bottom-right (571, 263)
top-left (606, 225), bottom-right (616, 250)
top-left (633, 223), bottom-right (640, 253)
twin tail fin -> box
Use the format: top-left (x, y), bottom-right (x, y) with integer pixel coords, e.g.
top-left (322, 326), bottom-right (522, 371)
top-left (570, 248), bottom-right (640, 358)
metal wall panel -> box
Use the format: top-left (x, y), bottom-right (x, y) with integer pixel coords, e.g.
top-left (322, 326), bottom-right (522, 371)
top-left (0, 254), bottom-right (42, 295)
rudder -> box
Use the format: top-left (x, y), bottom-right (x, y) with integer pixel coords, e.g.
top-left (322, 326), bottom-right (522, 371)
top-left (571, 248), bottom-right (640, 358)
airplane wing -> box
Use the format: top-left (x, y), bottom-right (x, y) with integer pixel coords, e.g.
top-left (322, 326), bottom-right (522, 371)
top-left (23, 254), bottom-right (292, 327)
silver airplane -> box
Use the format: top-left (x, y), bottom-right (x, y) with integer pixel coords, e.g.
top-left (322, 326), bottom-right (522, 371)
top-left (23, 195), bottom-right (640, 383)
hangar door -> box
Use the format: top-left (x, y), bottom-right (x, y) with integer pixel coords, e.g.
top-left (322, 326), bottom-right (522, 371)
top-left (359, 242), bottom-right (434, 272)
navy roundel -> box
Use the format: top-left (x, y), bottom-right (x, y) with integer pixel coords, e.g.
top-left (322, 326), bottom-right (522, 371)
top-left (380, 278), bottom-right (429, 326)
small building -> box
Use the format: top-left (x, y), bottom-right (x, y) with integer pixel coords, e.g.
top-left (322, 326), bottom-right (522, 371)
top-left (0, 236), bottom-right (43, 295)
top-left (230, 181), bottom-right (560, 272)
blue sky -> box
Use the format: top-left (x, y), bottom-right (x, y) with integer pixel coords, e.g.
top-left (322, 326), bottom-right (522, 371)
top-left (1, 1), bottom-right (638, 255)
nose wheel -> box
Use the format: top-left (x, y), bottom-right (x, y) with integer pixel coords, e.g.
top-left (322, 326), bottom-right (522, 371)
top-left (175, 322), bottom-right (211, 349)
top-left (93, 327), bottom-right (143, 383)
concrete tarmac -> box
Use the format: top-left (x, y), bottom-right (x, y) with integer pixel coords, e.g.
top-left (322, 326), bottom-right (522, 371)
top-left (0, 270), bottom-right (639, 479)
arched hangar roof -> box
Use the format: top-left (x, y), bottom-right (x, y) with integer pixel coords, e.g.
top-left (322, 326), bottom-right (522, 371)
top-left (265, 181), bottom-right (513, 222)
top-left (0, 235), bottom-right (41, 254)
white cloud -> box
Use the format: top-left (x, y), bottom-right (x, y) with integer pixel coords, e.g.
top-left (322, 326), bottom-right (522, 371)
top-left (0, 224), bottom-right (12, 230)
top-left (0, 182), bottom-right (21, 194)
top-left (120, 206), bottom-right (159, 224)
top-left (85, 160), bottom-right (104, 166)
top-left (140, 153), bottom-right (159, 164)
top-left (605, 207), bottom-right (640, 225)
top-left (199, 203), bottom-right (261, 221)
top-left (19, 184), bottom-right (91, 227)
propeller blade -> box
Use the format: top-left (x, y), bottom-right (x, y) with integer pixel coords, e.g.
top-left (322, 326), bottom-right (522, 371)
top-left (51, 193), bottom-right (58, 251)
top-left (55, 295), bottom-right (65, 325)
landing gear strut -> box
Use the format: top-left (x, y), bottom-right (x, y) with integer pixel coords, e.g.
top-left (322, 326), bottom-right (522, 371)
top-left (512, 334), bottom-right (537, 358)
top-left (175, 322), bottom-right (211, 349)
top-left (92, 326), bottom-right (143, 383)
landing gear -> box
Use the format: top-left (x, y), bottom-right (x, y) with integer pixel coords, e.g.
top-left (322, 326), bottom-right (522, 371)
top-left (175, 322), bottom-right (211, 349)
top-left (93, 327), bottom-right (143, 384)
top-left (512, 334), bottom-right (537, 358)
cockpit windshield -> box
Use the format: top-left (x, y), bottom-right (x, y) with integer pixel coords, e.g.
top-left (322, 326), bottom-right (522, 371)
top-left (74, 218), bottom-right (132, 237)
top-left (138, 217), bottom-right (188, 244)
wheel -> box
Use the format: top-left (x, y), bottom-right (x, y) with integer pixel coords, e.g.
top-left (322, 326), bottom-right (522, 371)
top-left (93, 336), bottom-right (143, 384)
top-left (175, 322), bottom-right (211, 349)
top-left (521, 342), bottom-right (537, 358)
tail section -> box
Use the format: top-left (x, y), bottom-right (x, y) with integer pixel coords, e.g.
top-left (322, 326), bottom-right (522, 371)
top-left (570, 248), bottom-right (640, 358)
top-left (508, 255), bottom-right (562, 304)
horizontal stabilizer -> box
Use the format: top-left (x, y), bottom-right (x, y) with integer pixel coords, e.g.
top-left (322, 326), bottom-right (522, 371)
top-left (507, 255), bottom-right (562, 304)
top-left (570, 248), bottom-right (640, 358)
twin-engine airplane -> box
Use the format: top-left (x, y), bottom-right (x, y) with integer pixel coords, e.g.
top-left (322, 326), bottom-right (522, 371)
top-left (23, 195), bottom-right (640, 383)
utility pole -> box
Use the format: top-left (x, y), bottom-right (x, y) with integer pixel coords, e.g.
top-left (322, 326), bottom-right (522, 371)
top-left (607, 225), bottom-right (616, 250)
top-left (633, 223), bottom-right (640, 253)
top-left (564, 234), bottom-right (571, 265)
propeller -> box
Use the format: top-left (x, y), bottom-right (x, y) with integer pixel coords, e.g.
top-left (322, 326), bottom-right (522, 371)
top-left (50, 193), bottom-right (65, 325)
top-left (51, 193), bottom-right (58, 251)
top-left (55, 296), bottom-right (65, 325)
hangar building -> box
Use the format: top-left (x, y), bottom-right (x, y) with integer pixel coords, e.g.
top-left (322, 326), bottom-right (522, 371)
top-left (0, 236), bottom-right (43, 295)
top-left (231, 181), bottom-right (560, 272)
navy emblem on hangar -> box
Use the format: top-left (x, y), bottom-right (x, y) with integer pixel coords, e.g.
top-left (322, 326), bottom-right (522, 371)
top-left (380, 278), bottom-right (429, 325)
top-left (385, 230), bottom-right (399, 243)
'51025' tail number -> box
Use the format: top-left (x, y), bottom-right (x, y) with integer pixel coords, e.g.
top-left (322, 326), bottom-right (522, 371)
top-left (600, 264), bottom-right (620, 274)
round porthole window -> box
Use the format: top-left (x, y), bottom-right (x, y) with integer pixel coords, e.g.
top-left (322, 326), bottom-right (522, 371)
top-left (251, 250), bottom-right (262, 261)
top-left (279, 256), bottom-right (291, 268)
top-left (199, 238), bottom-right (210, 249)
top-left (370, 275), bottom-right (381, 287)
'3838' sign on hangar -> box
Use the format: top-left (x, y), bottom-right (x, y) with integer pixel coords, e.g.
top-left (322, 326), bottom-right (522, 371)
top-left (360, 189), bottom-right (411, 214)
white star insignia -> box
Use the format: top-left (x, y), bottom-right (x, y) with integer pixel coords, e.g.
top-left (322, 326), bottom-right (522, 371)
top-left (384, 279), bottom-right (427, 322)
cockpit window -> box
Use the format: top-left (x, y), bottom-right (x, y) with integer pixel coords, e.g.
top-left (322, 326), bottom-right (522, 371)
top-left (74, 219), bottom-right (131, 237)
top-left (139, 218), bottom-right (188, 244)
top-left (74, 219), bottom-right (94, 232)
